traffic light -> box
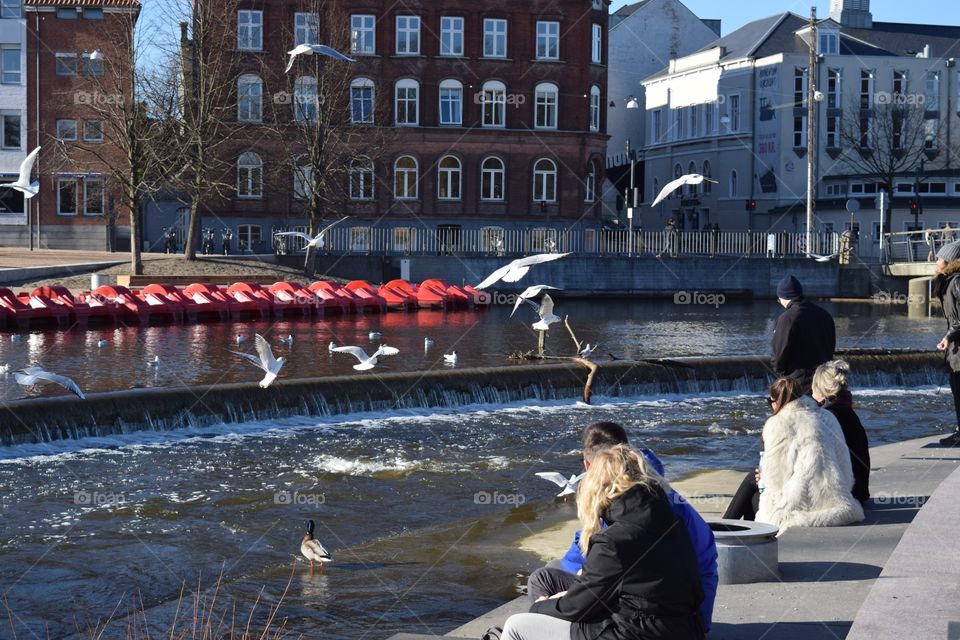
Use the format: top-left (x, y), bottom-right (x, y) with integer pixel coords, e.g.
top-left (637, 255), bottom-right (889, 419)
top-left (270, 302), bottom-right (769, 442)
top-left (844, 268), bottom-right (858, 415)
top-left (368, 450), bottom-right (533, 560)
top-left (745, 199), bottom-right (757, 211)
top-left (540, 200), bottom-right (547, 213)
top-left (910, 200), bottom-right (921, 215)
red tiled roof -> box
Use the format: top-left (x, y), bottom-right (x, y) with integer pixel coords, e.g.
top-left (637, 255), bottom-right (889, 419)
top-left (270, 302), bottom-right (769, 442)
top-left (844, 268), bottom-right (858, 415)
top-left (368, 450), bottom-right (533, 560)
top-left (26, 0), bottom-right (141, 6)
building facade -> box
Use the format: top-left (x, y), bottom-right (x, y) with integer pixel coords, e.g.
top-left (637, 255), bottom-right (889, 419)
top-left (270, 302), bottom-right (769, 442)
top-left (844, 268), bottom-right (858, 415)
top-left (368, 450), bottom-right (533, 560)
top-left (0, 1), bottom-right (28, 237)
top-left (640, 0), bottom-right (960, 258)
top-left (185, 0), bottom-right (610, 254)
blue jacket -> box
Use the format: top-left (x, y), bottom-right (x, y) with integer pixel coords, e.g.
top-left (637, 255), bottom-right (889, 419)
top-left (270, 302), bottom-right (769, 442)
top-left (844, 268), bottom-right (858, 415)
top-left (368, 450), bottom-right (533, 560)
top-left (558, 449), bottom-right (719, 633)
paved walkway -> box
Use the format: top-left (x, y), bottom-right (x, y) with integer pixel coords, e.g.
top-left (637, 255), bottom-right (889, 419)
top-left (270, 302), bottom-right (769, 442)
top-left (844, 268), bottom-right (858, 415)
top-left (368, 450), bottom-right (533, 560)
top-left (389, 435), bottom-right (960, 640)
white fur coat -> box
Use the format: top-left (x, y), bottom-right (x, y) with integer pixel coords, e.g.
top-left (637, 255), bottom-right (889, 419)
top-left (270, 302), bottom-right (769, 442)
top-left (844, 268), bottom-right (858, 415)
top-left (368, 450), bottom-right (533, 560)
top-left (756, 395), bottom-right (865, 532)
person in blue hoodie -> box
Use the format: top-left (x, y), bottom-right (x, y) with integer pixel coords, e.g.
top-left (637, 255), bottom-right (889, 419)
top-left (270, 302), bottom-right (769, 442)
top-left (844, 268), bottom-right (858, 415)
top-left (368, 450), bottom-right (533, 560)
top-left (526, 422), bottom-right (719, 633)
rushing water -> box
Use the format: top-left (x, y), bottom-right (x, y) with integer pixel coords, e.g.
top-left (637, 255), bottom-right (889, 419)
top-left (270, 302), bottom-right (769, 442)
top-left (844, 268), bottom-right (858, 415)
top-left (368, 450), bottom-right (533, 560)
top-left (0, 300), bottom-right (945, 401)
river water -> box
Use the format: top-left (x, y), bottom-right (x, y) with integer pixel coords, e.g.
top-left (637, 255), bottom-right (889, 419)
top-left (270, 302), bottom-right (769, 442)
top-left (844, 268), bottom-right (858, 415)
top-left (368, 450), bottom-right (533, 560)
top-left (0, 301), bottom-right (951, 638)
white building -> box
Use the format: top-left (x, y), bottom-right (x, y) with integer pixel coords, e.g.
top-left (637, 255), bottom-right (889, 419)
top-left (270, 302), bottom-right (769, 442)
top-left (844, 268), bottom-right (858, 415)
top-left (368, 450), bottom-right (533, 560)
top-left (640, 0), bottom-right (960, 258)
top-left (602, 0), bottom-right (719, 223)
top-left (0, 0), bottom-right (27, 226)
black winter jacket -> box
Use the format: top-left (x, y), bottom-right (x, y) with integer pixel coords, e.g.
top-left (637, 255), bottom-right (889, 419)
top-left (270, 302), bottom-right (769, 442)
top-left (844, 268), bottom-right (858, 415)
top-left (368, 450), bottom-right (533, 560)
top-left (934, 260), bottom-right (960, 373)
top-left (771, 298), bottom-right (836, 382)
top-left (823, 390), bottom-right (871, 504)
top-left (529, 485), bottom-right (704, 640)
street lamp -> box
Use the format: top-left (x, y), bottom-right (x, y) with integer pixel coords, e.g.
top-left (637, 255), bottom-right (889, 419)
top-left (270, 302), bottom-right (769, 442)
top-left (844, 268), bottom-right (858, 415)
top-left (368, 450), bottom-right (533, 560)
top-left (625, 139), bottom-right (636, 256)
top-left (805, 6), bottom-right (819, 258)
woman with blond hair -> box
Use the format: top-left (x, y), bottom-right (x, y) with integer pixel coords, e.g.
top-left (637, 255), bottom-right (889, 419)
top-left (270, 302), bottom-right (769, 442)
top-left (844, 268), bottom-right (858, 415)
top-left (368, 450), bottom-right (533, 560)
top-left (812, 360), bottom-right (870, 503)
top-left (500, 445), bottom-right (704, 640)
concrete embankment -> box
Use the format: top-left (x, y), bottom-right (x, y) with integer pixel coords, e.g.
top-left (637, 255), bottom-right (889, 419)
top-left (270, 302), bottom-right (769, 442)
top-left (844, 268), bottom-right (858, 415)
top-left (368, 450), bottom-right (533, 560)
top-left (0, 351), bottom-right (942, 446)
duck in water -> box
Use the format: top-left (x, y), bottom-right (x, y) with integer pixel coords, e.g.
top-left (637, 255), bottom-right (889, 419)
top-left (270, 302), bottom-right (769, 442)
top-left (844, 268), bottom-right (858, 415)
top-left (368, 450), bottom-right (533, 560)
top-left (301, 519), bottom-right (332, 573)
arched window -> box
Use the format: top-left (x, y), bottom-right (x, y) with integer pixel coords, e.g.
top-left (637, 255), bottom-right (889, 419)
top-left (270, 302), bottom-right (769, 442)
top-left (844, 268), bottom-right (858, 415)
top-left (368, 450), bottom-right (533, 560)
top-left (703, 160), bottom-right (712, 194)
top-left (533, 158), bottom-right (557, 202)
top-left (237, 152), bottom-right (263, 198)
top-left (237, 74), bottom-right (262, 123)
top-left (395, 78), bottom-right (419, 126)
top-left (481, 156), bottom-right (505, 201)
top-left (535, 82), bottom-right (559, 129)
top-left (674, 163), bottom-right (683, 179)
top-left (438, 156), bottom-right (462, 200)
top-left (439, 79), bottom-right (463, 126)
top-left (350, 157), bottom-right (374, 200)
top-left (687, 161), bottom-right (697, 195)
top-left (351, 77), bottom-right (375, 124)
top-left (294, 76), bottom-right (318, 122)
top-left (589, 85), bottom-right (601, 132)
top-left (481, 80), bottom-right (506, 128)
top-left (394, 156), bottom-right (418, 200)
top-left (585, 165), bottom-right (596, 203)
top-left (729, 170), bottom-right (738, 198)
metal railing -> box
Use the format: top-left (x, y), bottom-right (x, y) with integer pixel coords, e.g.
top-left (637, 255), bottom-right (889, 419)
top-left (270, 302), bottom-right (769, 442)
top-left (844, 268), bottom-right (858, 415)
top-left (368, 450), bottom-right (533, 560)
top-left (884, 229), bottom-right (958, 263)
top-left (316, 226), bottom-right (842, 260)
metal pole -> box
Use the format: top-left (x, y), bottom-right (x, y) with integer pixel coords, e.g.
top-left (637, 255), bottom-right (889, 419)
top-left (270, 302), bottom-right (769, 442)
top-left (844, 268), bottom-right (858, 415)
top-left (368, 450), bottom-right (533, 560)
top-left (626, 139), bottom-right (634, 257)
top-left (805, 6), bottom-right (818, 258)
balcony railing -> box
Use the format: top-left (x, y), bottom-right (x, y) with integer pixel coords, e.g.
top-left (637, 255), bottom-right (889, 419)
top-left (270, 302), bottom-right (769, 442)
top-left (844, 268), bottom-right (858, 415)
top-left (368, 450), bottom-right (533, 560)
top-left (884, 229), bottom-right (959, 263)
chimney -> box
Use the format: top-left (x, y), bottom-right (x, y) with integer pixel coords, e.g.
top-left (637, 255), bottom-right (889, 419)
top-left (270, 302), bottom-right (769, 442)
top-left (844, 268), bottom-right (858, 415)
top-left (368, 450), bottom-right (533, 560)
top-left (829, 0), bottom-right (873, 29)
top-left (180, 21), bottom-right (189, 43)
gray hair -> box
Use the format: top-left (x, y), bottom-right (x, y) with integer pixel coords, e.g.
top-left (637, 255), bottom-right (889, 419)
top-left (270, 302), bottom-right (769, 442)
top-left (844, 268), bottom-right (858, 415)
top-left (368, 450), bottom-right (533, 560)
top-left (812, 360), bottom-right (851, 399)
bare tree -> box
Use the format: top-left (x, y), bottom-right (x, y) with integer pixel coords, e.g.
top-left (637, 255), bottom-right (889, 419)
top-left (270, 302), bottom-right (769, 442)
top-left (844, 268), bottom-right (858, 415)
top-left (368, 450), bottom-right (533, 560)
top-left (839, 97), bottom-right (940, 232)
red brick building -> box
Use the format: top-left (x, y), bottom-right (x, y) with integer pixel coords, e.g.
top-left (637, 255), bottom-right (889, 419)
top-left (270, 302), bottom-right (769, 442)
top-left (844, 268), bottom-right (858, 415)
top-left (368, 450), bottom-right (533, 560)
top-left (189, 0), bottom-right (609, 253)
top-left (24, 0), bottom-right (138, 250)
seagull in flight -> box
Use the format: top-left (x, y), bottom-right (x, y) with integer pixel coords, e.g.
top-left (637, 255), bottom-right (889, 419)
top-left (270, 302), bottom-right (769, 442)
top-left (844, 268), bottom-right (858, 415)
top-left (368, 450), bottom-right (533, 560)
top-left (475, 253), bottom-right (570, 290)
top-left (333, 345), bottom-right (399, 371)
top-left (285, 44), bottom-right (356, 73)
top-left (651, 174), bottom-right (718, 208)
top-left (0, 146), bottom-right (40, 199)
top-left (535, 471), bottom-right (587, 497)
top-left (808, 251), bottom-right (839, 263)
top-left (15, 366), bottom-right (85, 399)
top-left (273, 218), bottom-right (347, 250)
top-left (532, 294), bottom-right (561, 331)
top-left (511, 285), bottom-right (559, 317)
top-left (230, 334), bottom-right (286, 388)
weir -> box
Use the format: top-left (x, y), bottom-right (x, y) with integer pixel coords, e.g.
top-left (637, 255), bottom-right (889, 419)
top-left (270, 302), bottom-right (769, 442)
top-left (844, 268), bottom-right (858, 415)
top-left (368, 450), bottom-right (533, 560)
top-left (0, 350), bottom-right (943, 446)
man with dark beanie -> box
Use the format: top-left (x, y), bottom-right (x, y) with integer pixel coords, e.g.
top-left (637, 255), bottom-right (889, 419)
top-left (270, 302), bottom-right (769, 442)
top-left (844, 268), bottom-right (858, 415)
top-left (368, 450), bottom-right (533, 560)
top-left (771, 274), bottom-right (836, 390)
top-left (933, 240), bottom-right (960, 446)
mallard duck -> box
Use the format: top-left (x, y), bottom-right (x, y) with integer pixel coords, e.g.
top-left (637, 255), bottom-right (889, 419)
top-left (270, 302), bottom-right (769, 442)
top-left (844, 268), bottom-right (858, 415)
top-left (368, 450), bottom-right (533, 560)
top-left (301, 519), bottom-right (332, 573)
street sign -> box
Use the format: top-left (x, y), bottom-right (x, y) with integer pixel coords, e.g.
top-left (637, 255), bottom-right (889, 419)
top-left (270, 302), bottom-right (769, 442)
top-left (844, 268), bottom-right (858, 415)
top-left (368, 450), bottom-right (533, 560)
top-left (845, 199), bottom-right (861, 213)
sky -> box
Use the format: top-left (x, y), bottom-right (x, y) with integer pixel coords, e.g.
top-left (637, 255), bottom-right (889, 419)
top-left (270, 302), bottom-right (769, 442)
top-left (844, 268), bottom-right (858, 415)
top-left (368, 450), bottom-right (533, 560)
top-left (609, 0), bottom-right (960, 34)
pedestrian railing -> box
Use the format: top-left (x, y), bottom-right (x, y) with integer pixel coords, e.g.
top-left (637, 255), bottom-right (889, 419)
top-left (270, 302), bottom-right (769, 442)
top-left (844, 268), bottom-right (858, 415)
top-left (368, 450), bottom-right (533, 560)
top-left (315, 226), bottom-right (842, 260)
top-left (884, 229), bottom-right (958, 263)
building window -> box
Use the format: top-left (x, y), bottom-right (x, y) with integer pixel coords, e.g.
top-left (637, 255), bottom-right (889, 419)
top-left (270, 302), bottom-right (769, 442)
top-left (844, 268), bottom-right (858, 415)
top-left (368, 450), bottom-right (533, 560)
top-left (236, 152), bottom-right (263, 199)
top-left (1, 1), bottom-right (20, 19)
top-left (483, 19), bottom-right (507, 58)
top-left (533, 158), bottom-right (557, 202)
top-left (351, 14), bottom-right (375, 55)
top-left (439, 79), bottom-right (463, 126)
top-left (818, 32), bottom-right (838, 55)
top-left (481, 80), bottom-right (506, 127)
top-left (686, 161), bottom-right (697, 195)
top-left (55, 53), bottom-right (77, 76)
top-left (293, 163), bottom-right (312, 201)
top-left (350, 77), bottom-right (374, 124)
top-left (394, 156), bottom-right (418, 200)
top-left (585, 167), bottom-right (596, 202)
top-left (860, 69), bottom-right (874, 110)
top-left (83, 7), bottom-right (103, 19)
top-left (793, 67), bottom-right (807, 148)
top-left (729, 170), bottom-right (738, 198)
top-left (82, 52), bottom-right (103, 76)
top-left (56, 7), bottom-right (76, 19)
top-left (893, 69), bottom-right (907, 98)
top-left (827, 67), bottom-right (842, 106)
top-left (294, 12), bottom-right (319, 46)
top-left (349, 158), bottom-right (374, 200)
top-left (534, 82), bottom-right (558, 129)
top-left (651, 108), bottom-right (662, 143)
top-left (536, 21), bottom-right (559, 60)
top-left (57, 178), bottom-right (77, 215)
top-left (0, 112), bottom-right (18, 149)
top-left (294, 76), bottom-right (318, 122)
top-left (438, 156), bottom-right (461, 200)
top-left (702, 161), bottom-right (712, 194)
top-left (396, 16), bottom-right (420, 55)
top-left (237, 74), bottom-right (263, 123)
top-left (56, 119), bottom-right (77, 141)
top-left (589, 85), bottom-right (601, 132)
top-left (1, 46), bottom-right (19, 84)
top-left (83, 120), bottom-right (103, 143)
top-left (238, 224), bottom-right (262, 250)
top-left (591, 24), bottom-right (602, 63)
top-left (440, 16), bottom-right (464, 56)
top-left (481, 157), bottom-right (505, 201)
top-left (925, 119), bottom-right (940, 150)
top-left (727, 94), bottom-right (740, 131)
top-left (705, 101), bottom-right (715, 134)
top-left (926, 71), bottom-right (941, 110)
top-left (394, 79), bottom-right (419, 126)
top-left (84, 177), bottom-right (104, 215)
top-left (237, 10), bottom-right (263, 51)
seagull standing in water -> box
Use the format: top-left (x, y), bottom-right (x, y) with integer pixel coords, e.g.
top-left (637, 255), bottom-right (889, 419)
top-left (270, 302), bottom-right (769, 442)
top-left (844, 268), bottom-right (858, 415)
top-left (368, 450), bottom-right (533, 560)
top-left (444, 351), bottom-right (457, 366)
top-left (535, 471), bottom-right (587, 497)
top-left (0, 146), bottom-right (40, 199)
top-left (300, 519), bottom-right (333, 573)
top-left (475, 253), bottom-right (571, 290)
top-left (229, 334), bottom-right (286, 388)
top-left (15, 367), bottom-right (85, 399)
top-left (285, 44), bottom-right (356, 73)
top-left (650, 173), bottom-right (719, 208)
top-left (333, 345), bottom-right (399, 371)
top-left (580, 344), bottom-right (598, 357)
